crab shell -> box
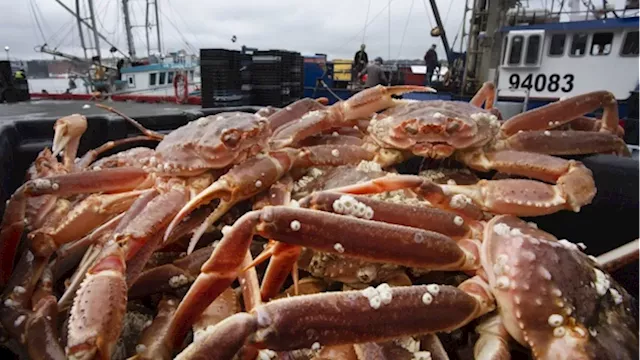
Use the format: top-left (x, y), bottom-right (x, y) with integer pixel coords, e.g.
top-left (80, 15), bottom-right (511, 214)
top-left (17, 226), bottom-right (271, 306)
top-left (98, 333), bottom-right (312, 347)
top-left (152, 112), bottom-right (270, 176)
top-left (367, 101), bottom-right (501, 159)
top-left (483, 216), bottom-right (638, 359)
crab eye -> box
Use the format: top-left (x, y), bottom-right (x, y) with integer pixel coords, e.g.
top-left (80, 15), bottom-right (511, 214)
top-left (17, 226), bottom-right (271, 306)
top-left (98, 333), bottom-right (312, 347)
top-left (404, 125), bottom-right (418, 135)
top-left (446, 121), bottom-right (460, 133)
top-left (221, 129), bottom-right (241, 149)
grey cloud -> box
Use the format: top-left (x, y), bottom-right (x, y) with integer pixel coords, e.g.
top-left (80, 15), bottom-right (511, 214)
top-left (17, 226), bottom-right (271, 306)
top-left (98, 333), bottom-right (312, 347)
top-left (3, 0), bottom-right (468, 61)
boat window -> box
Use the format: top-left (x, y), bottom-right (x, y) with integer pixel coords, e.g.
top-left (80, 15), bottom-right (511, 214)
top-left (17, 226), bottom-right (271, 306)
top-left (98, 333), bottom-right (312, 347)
top-left (525, 35), bottom-right (541, 64)
top-left (168, 71), bottom-right (175, 84)
top-left (590, 32), bottom-right (613, 56)
top-left (159, 72), bottom-right (166, 85)
top-left (127, 75), bottom-right (135, 88)
top-left (570, 33), bottom-right (588, 57)
top-left (621, 31), bottom-right (639, 56)
top-left (501, 38), bottom-right (508, 65)
top-left (508, 35), bottom-right (524, 65)
top-left (548, 34), bottom-right (566, 56)
top-left (149, 73), bottom-right (157, 86)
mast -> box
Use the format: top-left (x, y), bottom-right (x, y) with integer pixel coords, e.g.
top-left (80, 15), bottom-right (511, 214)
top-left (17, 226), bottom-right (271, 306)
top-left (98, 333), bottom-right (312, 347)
top-left (144, 0), bottom-right (162, 56)
top-left (86, 0), bottom-right (101, 58)
top-left (122, 0), bottom-right (136, 59)
top-left (53, 0), bottom-right (129, 58)
top-left (75, 0), bottom-right (88, 59)
top-left (154, 0), bottom-right (162, 54)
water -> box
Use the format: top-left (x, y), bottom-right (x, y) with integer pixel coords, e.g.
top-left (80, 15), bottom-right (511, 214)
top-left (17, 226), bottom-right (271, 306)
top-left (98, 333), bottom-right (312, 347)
top-left (28, 78), bottom-right (88, 94)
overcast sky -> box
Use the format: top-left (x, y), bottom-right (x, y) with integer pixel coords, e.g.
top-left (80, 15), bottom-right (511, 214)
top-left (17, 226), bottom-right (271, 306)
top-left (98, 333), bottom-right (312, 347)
top-left (2, 0), bottom-right (629, 61)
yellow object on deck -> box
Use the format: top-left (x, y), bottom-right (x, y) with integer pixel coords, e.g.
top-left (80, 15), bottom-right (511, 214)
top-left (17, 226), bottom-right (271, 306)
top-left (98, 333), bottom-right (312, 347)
top-left (333, 59), bottom-right (352, 82)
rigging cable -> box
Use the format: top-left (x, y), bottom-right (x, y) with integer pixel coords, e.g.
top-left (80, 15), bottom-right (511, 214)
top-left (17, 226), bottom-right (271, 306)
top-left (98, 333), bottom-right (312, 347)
top-left (335, 0), bottom-right (399, 53)
top-left (157, 5), bottom-right (198, 53)
top-left (166, 0), bottom-right (204, 50)
top-left (362, 0), bottom-right (372, 44)
top-left (28, 0), bottom-right (49, 44)
top-left (390, 0), bottom-right (415, 84)
top-left (420, 0), bottom-right (435, 30)
top-left (388, 0), bottom-right (391, 61)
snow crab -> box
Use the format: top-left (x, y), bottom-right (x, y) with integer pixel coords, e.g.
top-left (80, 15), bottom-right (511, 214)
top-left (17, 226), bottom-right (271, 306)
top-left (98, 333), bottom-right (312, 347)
top-left (269, 82), bottom-right (629, 219)
top-left (0, 86), bottom-right (435, 359)
top-left (159, 185), bottom-right (638, 359)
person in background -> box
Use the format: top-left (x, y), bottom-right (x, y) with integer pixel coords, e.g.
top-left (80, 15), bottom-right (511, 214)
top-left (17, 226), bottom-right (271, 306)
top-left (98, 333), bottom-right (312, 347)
top-left (424, 44), bottom-right (439, 85)
top-left (66, 76), bottom-right (77, 94)
top-left (14, 69), bottom-right (25, 79)
top-left (353, 44), bottom-right (369, 84)
top-left (358, 57), bottom-right (388, 88)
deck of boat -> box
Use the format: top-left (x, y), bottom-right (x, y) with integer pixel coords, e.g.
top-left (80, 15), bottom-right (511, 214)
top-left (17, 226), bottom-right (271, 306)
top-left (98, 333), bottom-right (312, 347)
top-left (0, 99), bottom-right (200, 122)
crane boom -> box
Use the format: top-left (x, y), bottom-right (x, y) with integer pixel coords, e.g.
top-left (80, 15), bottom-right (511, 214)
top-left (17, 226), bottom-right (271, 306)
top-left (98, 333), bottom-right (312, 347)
top-left (428, 0), bottom-right (453, 64)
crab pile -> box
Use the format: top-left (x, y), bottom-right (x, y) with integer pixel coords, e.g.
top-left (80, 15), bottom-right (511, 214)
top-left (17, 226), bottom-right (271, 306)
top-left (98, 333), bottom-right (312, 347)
top-left (0, 83), bottom-right (637, 360)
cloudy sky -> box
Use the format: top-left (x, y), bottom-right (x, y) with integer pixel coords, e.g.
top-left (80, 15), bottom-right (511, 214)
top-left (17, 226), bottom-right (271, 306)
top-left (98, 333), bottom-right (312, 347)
top-left (3, 0), bottom-right (630, 61)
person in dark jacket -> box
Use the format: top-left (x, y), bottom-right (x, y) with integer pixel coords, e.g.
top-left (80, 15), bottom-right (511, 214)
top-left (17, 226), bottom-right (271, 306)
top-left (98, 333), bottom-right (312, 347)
top-left (424, 44), bottom-right (439, 85)
top-left (353, 44), bottom-right (369, 83)
top-left (358, 57), bottom-right (388, 88)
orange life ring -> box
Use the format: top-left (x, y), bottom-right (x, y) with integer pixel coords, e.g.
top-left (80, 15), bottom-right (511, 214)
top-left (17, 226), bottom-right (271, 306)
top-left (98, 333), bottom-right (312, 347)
top-left (174, 72), bottom-right (189, 104)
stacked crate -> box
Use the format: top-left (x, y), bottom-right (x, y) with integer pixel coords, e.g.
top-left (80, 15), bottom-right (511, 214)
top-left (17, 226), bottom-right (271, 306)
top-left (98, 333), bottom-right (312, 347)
top-left (250, 50), bottom-right (303, 107)
top-left (200, 49), bottom-right (248, 108)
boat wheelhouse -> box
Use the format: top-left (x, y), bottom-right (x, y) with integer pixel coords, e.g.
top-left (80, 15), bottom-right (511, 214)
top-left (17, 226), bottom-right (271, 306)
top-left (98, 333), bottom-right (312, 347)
top-left (118, 52), bottom-right (200, 97)
top-left (496, 16), bottom-right (639, 104)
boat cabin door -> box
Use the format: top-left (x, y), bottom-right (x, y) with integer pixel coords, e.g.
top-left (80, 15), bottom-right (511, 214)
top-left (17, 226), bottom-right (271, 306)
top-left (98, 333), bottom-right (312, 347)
top-left (497, 30), bottom-right (551, 99)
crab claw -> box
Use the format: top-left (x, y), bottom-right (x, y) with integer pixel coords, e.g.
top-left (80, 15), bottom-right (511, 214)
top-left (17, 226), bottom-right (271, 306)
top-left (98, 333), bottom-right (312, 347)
top-left (52, 114), bottom-right (88, 170)
top-left (269, 85), bottom-right (436, 149)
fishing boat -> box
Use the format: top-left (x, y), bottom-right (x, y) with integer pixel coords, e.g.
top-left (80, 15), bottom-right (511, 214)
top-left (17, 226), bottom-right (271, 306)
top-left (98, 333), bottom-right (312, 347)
top-left (26, 0), bottom-right (201, 103)
top-left (303, 0), bottom-right (639, 126)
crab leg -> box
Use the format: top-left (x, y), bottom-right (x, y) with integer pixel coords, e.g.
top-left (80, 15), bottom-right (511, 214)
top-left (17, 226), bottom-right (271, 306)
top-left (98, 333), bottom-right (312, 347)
top-left (335, 152), bottom-right (596, 217)
top-left (165, 206), bottom-right (480, 351)
top-left (568, 115), bottom-right (625, 137)
top-left (96, 103), bottom-right (165, 140)
top-left (470, 81), bottom-right (496, 110)
top-left (128, 246), bottom-right (214, 299)
top-left (596, 239), bottom-right (640, 273)
top-left (299, 191), bottom-right (474, 240)
top-left (501, 91), bottom-right (620, 136)
top-left (267, 97), bottom-right (328, 131)
top-left (131, 295), bottom-right (180, 360)
top-left (455, 150), bottom-right (596, 215)
top-left (178, 284), bottom-right (490, 359)
top-left (0, 168), bottom-right (148, 285)
top-left (66, 187), bottom-right (187, 360)
top-left (164, 145), bottom-right (375, 253)
top-left (329, 174), bottom-right (485, 220)
top-left (269, 85), bottom-right (436, 149)
top-left (75, 135), bottom-right (160, 169)
top-left (250, 175), bottom-right (302, 302)
top-left (498, 129), bottom-right (630, 156)
top-left (473, 314), bottom-right (511, 360)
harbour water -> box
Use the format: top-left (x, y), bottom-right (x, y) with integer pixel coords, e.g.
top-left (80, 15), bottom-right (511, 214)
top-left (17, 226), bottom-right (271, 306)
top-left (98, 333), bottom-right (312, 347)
top-left (28, 78), bottom-right (84, 94)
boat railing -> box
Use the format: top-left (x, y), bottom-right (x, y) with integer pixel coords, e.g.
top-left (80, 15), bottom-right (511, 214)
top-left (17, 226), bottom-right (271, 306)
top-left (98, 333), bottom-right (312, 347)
top-left (506, 5), bottom-right (638, 26)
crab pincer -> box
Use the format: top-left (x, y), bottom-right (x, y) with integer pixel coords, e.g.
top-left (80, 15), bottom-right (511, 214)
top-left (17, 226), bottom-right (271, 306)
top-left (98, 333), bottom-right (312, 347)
top-left (163, 144), bottom-right (375, 254)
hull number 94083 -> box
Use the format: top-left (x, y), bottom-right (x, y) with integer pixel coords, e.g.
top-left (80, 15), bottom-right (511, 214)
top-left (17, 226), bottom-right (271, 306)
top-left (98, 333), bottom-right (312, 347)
top-left (508, 73), bottom-right (574, 93)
